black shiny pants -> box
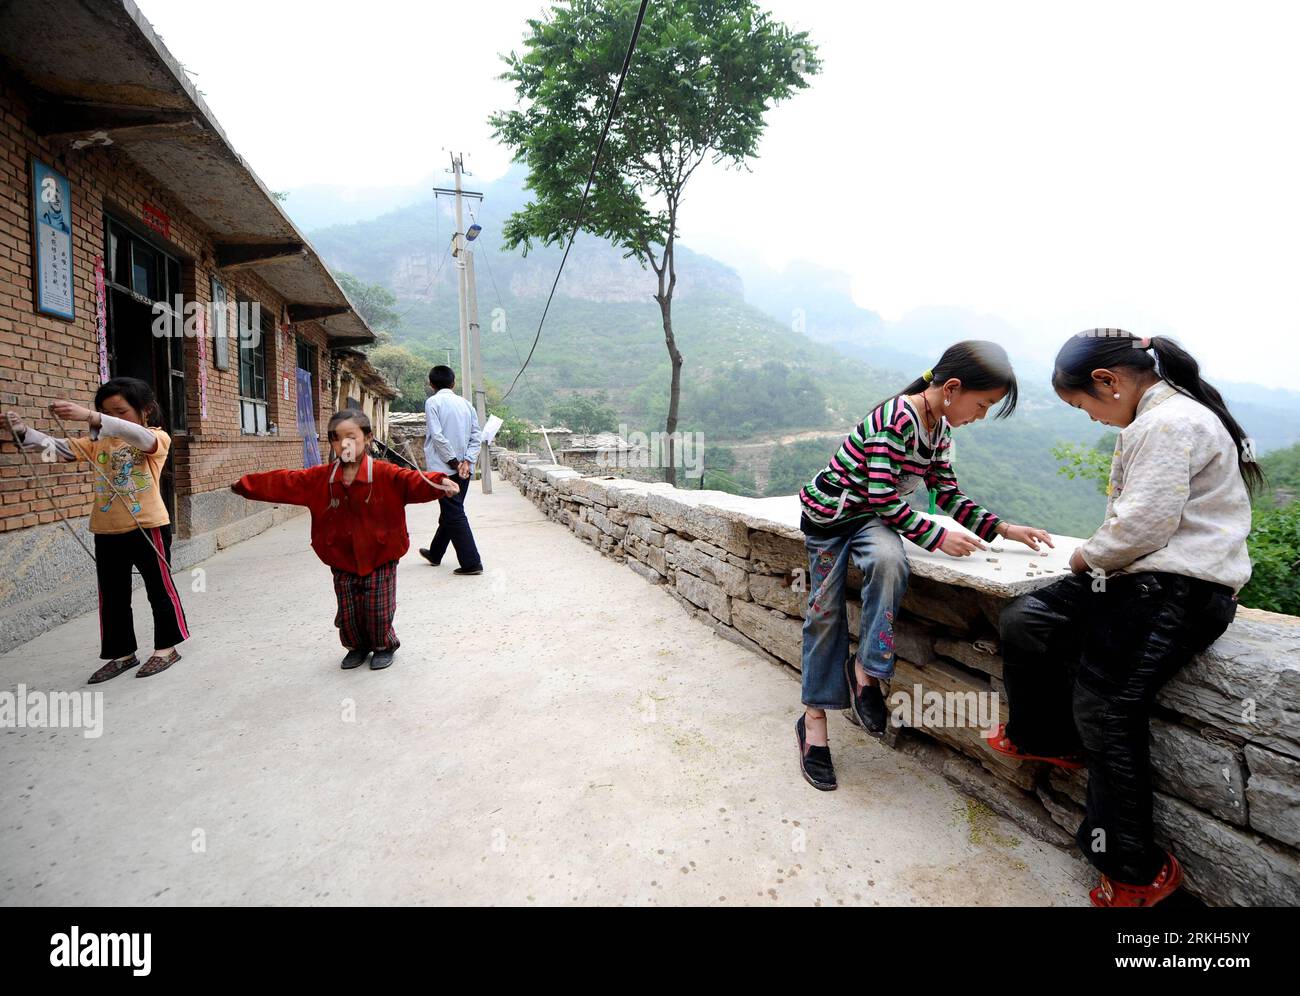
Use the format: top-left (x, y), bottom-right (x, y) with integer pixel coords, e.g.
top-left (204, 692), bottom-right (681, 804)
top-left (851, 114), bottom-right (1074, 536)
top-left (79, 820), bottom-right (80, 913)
top-left (998, 570), bottom-right (1237, 884)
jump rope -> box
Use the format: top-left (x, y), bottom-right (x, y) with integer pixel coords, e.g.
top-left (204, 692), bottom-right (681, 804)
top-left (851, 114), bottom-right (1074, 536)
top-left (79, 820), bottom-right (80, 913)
top-left (4, 404), bottom-right (174, 574)
top-left (5, 399), bottom-right (463, 573)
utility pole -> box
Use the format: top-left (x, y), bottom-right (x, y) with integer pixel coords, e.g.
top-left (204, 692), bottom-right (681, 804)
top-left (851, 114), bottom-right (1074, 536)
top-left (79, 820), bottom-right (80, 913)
top-left (435, 153), bottom-right (492, 492)
top-left (450, 153), bottom-right (472, 404)
top-left (465, 246), bottom-right (493, 493)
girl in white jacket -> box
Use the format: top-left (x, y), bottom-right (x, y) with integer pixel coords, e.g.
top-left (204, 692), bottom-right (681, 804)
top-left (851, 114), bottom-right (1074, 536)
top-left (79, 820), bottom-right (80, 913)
top-left (989, 328), bottom-right (1257, 908)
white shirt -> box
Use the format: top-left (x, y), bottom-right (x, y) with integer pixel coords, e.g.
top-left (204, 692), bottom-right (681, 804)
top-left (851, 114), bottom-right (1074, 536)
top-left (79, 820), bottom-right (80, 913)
top-left (1080, 380), bottom-right (1253, 591)
top-left (423, 389), bottom-right (482, 476)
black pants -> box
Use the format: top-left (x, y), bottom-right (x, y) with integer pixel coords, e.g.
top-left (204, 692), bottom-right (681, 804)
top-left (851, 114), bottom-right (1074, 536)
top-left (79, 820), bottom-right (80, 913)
top-left (998, 571), bottom-right (1236, 884)
top-left (428, 473), bottom-right (482, 570)
top-left (94, 526), bottom-right (190, 660)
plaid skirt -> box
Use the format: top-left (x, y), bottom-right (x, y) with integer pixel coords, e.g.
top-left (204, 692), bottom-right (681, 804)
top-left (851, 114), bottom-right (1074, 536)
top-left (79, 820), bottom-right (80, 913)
top-left (331, 559), bottom-right (400, 652)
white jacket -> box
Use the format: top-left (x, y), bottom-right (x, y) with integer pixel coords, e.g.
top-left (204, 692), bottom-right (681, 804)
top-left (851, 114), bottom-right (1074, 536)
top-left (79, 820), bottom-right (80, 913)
top-left (1080, 380), bottom-right (1253, 592)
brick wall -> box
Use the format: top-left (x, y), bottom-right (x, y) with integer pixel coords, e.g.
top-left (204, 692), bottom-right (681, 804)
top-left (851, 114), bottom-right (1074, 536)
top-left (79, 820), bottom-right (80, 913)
top-left (0, 74), bottom-right (336, 540)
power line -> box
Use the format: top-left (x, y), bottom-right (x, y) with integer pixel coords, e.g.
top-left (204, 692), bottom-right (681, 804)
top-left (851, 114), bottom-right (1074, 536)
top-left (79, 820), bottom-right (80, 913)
top-left (467, 210), bottom-right (524, 370)
top-left (392, 239), bottom-right (453, 327)
top-left (500, 0), bottom-right (650, 404)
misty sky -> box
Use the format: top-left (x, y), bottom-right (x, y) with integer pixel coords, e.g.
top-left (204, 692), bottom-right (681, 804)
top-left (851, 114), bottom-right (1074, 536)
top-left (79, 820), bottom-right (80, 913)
top-left (140, 0), bottom-right (1300, 385)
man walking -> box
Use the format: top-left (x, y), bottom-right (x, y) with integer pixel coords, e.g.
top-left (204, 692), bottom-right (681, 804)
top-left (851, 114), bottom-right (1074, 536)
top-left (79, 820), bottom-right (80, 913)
top-left (419, 365), bottom-right (483, 575)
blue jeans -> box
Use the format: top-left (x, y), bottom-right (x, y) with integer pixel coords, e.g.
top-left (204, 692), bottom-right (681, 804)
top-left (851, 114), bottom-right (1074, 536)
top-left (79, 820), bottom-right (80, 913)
top-left (800, 517), bottom-right (911, 709)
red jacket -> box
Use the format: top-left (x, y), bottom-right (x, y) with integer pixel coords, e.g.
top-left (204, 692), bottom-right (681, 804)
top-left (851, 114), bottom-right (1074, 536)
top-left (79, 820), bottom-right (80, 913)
top-left (231, 455), bottom-right (450, 577)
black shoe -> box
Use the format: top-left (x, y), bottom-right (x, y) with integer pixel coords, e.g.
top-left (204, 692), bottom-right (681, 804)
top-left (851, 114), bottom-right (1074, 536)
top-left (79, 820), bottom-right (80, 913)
top-left (370, 650), bottom-right (396, 670)
top-left (845, 654), bottom-right (888, 738)
top-left (796, 714), bottom-right (837, 791)
top-left (418, 548), bottom-right (441, 566)
top-left (453, 565), bottom-right (483, 576)
top-left (341, 648), bottom-right (370, 670)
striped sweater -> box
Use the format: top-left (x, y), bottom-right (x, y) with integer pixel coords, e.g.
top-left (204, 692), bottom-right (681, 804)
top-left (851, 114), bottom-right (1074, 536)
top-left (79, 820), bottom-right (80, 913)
top-left (798, 396), bottom-right (1001, 550)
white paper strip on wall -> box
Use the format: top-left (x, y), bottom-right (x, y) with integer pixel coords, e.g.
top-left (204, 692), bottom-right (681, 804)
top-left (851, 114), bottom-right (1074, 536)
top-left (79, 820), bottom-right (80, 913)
top-left (482, 414), bottom-right (504, 444)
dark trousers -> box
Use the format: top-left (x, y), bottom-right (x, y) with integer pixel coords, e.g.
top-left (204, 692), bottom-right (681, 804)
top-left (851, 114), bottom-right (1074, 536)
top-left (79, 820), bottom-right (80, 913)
top-left (428, 472), bottom-right (481, 569)
top-left (998, 570), bottom-right (1236, 884)
top-left (331, 560), bottom-right (399, 652)
top-left (94, 526), bottom-right (189, 660)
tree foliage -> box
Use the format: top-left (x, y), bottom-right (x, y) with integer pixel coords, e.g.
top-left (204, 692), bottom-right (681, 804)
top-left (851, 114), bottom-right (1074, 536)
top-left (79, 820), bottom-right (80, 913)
top-left (548, 392), bottom-right (619, 433)
top-left (489, 0), bottom-right (820, 482)
top-left (336, 271), bottom-right (401, 333)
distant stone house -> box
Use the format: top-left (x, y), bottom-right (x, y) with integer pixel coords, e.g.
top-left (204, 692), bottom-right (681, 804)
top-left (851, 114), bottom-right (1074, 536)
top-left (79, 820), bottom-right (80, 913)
top-left (559, 432), bottom-right (647, 476)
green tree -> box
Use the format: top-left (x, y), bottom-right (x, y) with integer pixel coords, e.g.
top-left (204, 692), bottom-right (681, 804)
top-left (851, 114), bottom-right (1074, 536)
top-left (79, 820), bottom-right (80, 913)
top-left (484, 380), bottom-right (534, 450)
top-left (1053, 431), bottom-right (1117, 495)
top-left (548, 392), bottom-right (619, 433)
top-left (766, 437), bottom-right (840, 497)
top-left (336, 271), bottom-right (401, 334)
top-left (1240, 500), bottom-right (1300, 615)
top-left (490, 0), bottom-right (820, 484)
top-left (368, 343), bottom-right (429, 413)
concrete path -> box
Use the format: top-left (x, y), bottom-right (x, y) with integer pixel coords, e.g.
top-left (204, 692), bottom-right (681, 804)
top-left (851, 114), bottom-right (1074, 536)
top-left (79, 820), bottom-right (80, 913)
top-left (0, 481), bottom-right (1093, 906)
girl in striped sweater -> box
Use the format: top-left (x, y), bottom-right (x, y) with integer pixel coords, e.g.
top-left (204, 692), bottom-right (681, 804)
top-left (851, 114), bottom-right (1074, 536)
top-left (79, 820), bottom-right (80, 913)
top-left (796, 341), bottom-right (1054, 790)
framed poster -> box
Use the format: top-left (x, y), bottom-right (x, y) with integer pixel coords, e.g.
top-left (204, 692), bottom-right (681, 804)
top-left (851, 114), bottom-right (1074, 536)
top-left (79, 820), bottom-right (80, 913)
top-left (210, 276), bottom-right (230, 370)
top-left (31, 158), bottom-right (74, 320)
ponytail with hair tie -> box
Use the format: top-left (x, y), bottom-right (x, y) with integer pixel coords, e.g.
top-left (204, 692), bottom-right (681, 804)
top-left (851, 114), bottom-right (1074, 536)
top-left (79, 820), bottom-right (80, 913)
top-left (1053, 330), bottom-right (1264, 496)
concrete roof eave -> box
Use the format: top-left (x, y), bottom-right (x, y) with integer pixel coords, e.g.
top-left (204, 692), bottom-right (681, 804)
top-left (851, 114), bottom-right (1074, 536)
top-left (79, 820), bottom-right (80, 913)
top-left (0, 0), bottom-right (374, 346)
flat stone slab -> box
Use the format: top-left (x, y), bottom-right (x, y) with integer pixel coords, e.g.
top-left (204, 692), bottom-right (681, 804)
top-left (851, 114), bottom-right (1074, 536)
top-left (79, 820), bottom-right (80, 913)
top-left (646, 489), bottom-right (1082, 598)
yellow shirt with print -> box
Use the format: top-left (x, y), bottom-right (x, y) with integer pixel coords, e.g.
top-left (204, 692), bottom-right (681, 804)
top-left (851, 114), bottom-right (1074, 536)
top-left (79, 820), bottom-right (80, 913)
top-left (67, 429), bottom-right (172, 534)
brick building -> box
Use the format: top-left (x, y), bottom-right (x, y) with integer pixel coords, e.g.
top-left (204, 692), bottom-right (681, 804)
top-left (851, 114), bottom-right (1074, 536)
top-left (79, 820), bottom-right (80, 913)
top-left (0, 0), bottom-right (386, 649)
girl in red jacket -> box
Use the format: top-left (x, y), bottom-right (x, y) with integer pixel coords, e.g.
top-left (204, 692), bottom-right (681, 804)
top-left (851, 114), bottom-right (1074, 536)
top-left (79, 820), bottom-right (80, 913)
top-left (231, 409), bottom-right (459, 670)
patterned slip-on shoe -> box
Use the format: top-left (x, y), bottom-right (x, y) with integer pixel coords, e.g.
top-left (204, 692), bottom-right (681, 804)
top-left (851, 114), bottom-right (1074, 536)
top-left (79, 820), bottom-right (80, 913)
top-left (88, 655), bottom-right (140, 684)
top-left (137, 649), bottom-right (181, 678)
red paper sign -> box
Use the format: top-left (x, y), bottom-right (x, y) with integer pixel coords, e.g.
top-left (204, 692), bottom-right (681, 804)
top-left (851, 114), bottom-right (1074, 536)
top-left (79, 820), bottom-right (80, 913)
top-left (142, 202), bottom-right (170, 239)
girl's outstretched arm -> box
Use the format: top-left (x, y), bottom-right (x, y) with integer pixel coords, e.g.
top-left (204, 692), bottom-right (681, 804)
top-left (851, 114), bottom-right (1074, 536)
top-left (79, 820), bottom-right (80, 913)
top-left (925, 444), bottom-right (1054, 551)
top-left (5, 412), bottom-right (76, 462)
top-left (49, 401), bottom-right (160, 454)
top-left (924, 442), bottom-right (1002, 541)
top-left (392, 466), bottom-right (456, 505)
top-left (231, 467), bottom-right (319, 506)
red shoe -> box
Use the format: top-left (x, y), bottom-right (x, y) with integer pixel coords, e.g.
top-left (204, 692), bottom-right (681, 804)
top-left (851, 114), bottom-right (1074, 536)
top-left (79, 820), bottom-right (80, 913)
top-left (1090, 852), bottom-right (1184, 907)
top-left (983, 723), bottom-right (1085, 770)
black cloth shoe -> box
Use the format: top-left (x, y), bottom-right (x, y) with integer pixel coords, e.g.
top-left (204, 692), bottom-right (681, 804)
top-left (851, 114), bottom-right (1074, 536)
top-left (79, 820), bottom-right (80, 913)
top-left (796, 714), bottom-right (837, 791)
top-left (370, 650), bottom-right (396, 670)
top-left (844, 654), bottom-right (888, 737)
top-left (418, 548), bottom-right (441, 566)
top-left (453, 565), bottom-right (483, 575)
top-left (340, 648), bottom-right (369, 670)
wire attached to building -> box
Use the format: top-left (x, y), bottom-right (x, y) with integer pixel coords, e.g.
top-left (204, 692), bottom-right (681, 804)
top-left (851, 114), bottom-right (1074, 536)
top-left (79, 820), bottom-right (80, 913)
top-left (499, 0), bottom-right (650, 404)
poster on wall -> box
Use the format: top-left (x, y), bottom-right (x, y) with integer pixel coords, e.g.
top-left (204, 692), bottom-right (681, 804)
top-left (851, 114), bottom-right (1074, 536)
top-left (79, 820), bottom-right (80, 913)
top-left (31, 159), bottom-right (74, 320)
top-left (210, 277), bottom-right (230, 370)
top-left (196, 307), bottom-right (209, 419)
top-left (296, 367), bottom-right (322, 467)
top-left (92, 255), bottom-right (109, 381)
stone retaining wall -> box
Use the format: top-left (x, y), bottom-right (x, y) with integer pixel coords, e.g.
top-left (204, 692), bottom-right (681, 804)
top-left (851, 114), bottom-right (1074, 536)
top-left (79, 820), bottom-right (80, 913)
top-left (497, 449), bottom-right (1300, 907)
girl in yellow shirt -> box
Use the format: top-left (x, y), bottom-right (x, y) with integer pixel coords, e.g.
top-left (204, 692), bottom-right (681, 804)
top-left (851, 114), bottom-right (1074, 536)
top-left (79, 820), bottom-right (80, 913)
top-left (9, 377), bottom-right (188, 683)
